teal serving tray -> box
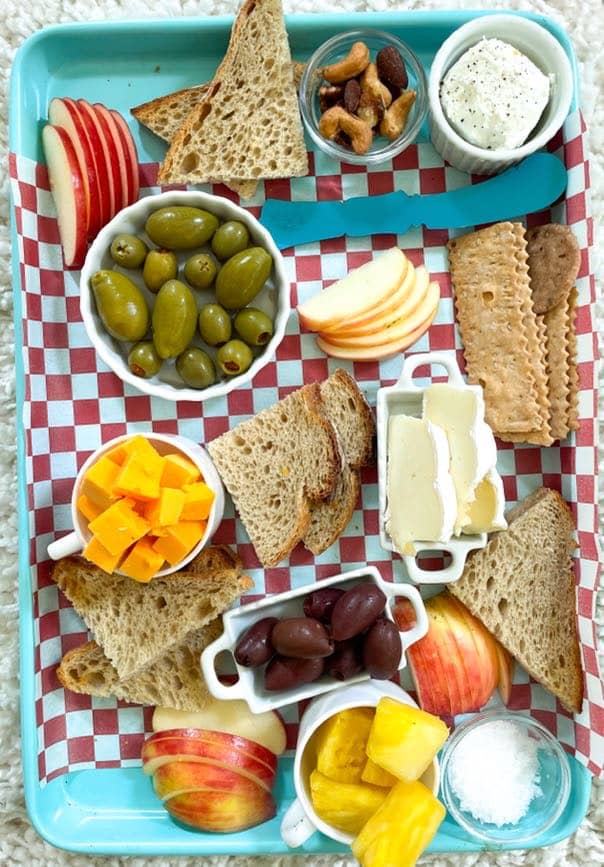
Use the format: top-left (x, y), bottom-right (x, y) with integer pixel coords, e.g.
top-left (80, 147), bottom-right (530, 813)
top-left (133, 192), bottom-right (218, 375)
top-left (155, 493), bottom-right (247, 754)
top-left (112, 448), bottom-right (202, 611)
top-left (10, 9), bottom-right (591, 857)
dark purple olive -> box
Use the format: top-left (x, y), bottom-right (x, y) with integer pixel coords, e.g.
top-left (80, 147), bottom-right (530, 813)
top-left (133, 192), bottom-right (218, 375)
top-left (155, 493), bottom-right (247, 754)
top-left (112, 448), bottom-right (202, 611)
top-left (331, 583), bottom-right (387, 641)
top-left (303, 587), bottom-right (345, 623)
top-left (271, 617), bottom-right (333, 659)
top-left (234, 617), bottom-right (278, 668)
top-left (264, 655), bottom-right (325, 691)
top-left (362, 618), bottom-right (402, 680)
top-left (326, 639), bottom-right (364, 681)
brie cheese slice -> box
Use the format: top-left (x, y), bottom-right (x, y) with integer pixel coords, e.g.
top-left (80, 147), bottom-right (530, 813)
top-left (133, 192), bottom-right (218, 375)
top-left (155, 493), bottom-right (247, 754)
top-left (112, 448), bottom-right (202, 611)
top-left (423, 384), bottom-right (497, 534)
top-left (386, 415), bottom-right (457, 554)
top-left (463, 468), bottom-right (507, 534)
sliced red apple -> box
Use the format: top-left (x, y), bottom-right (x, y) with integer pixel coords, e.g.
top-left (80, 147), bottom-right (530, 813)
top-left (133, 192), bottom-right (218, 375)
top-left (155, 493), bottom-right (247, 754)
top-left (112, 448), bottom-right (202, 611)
top-left (429, 594), bottom-right (481, 710)
top-left (152, 701), bottom-right (286, 756)
top-left (41, 124), bottom-right (89, 269)
top-left (142, 729), bottom-right (277, 775)
top-left (94, 103), bottom-right (131, 209)
top-left (47, 97), bottom-right (102, 239)
top-left (77, 98), bottom-right (120, 220)
top-left (163, 785), bottom-right (276, 833)
top-left (446, 594), bottom-right (499, 707)
top-left (424, 596), bottom-right (468, 714)
top-left (110, 109), bottom-right (140, 204)
top-left (60, 97), bottom-right (111, 231)
top-left (393, 597), bottom-right (451, 715)
top-left (152, 757), bottom-right (273, 800)
top-left (297, 247), bottom-right (407, 332)
top-left (495, 641), bottom-right (515, 704)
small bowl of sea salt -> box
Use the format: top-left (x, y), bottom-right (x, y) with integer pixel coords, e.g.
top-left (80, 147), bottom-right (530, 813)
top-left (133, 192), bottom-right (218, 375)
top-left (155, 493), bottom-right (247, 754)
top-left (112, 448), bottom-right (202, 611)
top-left (439, 709), bottom-right (571, 845)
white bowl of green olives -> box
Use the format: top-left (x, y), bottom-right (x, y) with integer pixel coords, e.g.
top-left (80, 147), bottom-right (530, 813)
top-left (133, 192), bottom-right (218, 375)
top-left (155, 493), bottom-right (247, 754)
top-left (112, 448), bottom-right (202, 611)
top-left (80, 191), bottom-right (290, 401)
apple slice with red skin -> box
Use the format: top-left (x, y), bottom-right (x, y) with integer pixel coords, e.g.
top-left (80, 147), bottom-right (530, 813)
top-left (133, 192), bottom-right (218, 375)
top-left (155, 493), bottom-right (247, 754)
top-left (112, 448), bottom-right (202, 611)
top-left (61, 98), bottom-right (112, 231)
top-left (446, 594), bottom-right (499, 707)
top-left (142, 729), bottom-right (277, 776)
top-left (77, 99), bottom-right (121, 221)
top-left (143, 749), bottom-right (276, 790)
top-left (152, 757), bottom-right (274, 800)
top-left (110, 109), bottom-right (140, 204)
top-left (495, 641), bottom-right (515, 703)
top-left (428, 593), bottom-right (481, 710)
top-left (425, 595), bottom-right (470, 714)
top-left (94, 103), bottom-right (132, 209)
top-left (41, 124), bottom-right (89, 269)
top-left (47, 97), bottom-right (103, 240)
top-left (392, 599), bottom-right (437, 711)
top-left (163, 786), bottom-right (276, 833)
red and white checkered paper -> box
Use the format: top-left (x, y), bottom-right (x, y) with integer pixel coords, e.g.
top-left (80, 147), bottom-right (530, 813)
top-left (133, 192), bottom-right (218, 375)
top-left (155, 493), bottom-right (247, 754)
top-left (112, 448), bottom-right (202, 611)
top-left (9, 108), bottom-right (603, 785)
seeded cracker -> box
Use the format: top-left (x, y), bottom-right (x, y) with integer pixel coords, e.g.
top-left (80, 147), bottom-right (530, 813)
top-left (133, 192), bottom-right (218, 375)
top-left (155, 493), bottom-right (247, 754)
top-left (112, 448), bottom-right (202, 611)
top-left (448, 222), bottom-right (551, 439)
top-left (526, 223), bottom-right (581, 315)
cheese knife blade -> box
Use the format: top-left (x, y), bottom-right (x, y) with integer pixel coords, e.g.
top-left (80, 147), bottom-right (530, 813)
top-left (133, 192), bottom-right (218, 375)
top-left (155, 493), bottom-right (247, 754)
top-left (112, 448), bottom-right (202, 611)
top-left (259, 152), bottom-right (567, 250)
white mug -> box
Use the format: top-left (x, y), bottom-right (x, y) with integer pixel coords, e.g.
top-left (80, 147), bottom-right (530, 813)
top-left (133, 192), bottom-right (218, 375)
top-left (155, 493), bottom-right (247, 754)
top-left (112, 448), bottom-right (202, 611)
top-left (46, 432), bottom-right (224, 577)
top-left (280, 680), bottom-right (441, 848)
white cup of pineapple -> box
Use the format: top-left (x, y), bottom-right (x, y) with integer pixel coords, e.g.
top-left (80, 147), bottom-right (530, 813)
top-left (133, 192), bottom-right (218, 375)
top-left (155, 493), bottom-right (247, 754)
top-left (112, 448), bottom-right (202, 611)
top-left (280, 680), bottom-right (444, 849)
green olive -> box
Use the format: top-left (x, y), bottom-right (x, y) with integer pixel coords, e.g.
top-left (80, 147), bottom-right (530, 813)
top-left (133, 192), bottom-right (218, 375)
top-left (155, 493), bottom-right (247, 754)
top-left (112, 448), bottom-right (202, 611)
top-left (216, 339), bottom-right (254, 376)
top-left (145, 206), bottom-right (219, 250)
top-left (211, 220), bottom-right (251, 261)
top-left (184, 253), bottom-right (218, 290)
top-left (128, 341), bottom-right (162, 378)
top-left (90, 270), bottom-right (149, 342)
top-left (152, 279), bottom-right (199, 359)
top-left (110, 233), bottom-right (148, 268)
top-left (143, 249), bottom-right (178, 294)
top-left (215, 247), bottom-right (273, 310)
top-left (199, 303), bottom-right (232, 347)
top-left (234, 307), bottom-right (274, 347)
top-left (176, 347), bottom-right (216, 389)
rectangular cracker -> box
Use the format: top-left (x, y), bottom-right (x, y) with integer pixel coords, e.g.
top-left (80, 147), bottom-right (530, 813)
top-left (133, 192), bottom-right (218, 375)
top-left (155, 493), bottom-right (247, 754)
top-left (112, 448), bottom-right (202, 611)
top-left (542, 299), bottom-right (571, 440)
top-left (566, 288), bottom-right (580, 431)
top-left (448, 222), bottom-right (551, 437)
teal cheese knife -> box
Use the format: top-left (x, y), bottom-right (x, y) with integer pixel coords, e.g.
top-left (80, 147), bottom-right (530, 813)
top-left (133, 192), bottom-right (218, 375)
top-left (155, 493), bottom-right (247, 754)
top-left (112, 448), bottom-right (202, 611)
top-left (259, 152), bottom-right (567, 249)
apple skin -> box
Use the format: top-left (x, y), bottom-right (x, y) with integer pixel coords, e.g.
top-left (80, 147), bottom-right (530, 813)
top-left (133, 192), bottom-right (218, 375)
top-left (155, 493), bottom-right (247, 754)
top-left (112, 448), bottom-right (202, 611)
top-left (143, 748), bottom-right (276, 790)
top-left (94, 103), bottom-right (131, 209)
top-left (76, 99), bottom-right (120, 221)
top-left (152, 757), bottom-right (273, 800)
top-left (63, 98), bottom-right (111, 231)
top-left (41, 124), bottom-right (89, 269)
top-left (445, 594), bottom-right (499, 707)
top-left (142, 728), bottom-right (277, 776)
top-left (163, 786), bottom-right (276, 833)
top-left (393, 599), bottom-right (444, 714)
top-left (110, 109), bottom-right (140, 204)
top-left (495, 641), bottom-right (515, 704)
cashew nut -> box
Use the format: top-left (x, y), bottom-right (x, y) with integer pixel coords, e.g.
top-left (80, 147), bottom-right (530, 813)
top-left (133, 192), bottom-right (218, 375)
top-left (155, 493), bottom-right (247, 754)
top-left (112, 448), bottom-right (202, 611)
top-left (322, 41), bottom-right (370, 84)
top-left (319, 106), bottom-right (373, 154)
top-left (380, 89), bottom-right (416, 140)
top-left (357, 91), bottom-right (382, 129)
top-left (360, 62), bottom-right (393, 110)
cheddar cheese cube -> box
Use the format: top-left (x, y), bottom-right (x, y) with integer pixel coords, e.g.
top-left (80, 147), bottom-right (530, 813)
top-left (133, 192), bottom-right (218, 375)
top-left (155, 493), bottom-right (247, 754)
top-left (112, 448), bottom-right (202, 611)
top-left (82, 456), bottom-right (121, 504)
top-left (144, 487), bottom-right (185, 528)
top-left (88, 498), bottom-right (150, 556)
top-left (77, 493), bottom-right (104, 523)
top-left (119, 537), bottom-right (166, 583)
top-left (151, 520), bottom-right (205, 565)
top-left (113, 449), bottom-right (166, 502)
top-left (78, 479), bottom-right (116, 514)
top-left (181, 481), bottom-right (215, 521)
top-left (83, 535), bottom-right (123, 574)
top-left (160, 453), bottom-right (201, 489)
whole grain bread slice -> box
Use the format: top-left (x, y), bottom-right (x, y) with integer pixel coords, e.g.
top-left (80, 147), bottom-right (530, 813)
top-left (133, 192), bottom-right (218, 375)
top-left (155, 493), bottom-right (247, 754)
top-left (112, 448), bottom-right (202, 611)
top-left (449, 487), bottom-right (583, 713)
top-left (208, 383), bottom-right (340, 566)
top-left (57, 619), bottom-right (222, 711)
top-left (158, 0), bottom-right (308, 185)
top-left (303, 370), bottom-right (375, 554)
top-left (52, 553), bottom-right (253, 681)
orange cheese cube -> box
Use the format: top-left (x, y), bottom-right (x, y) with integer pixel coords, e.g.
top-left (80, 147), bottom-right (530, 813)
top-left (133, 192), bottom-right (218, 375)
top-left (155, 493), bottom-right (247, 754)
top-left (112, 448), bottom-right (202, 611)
top-left (88, 498), bottom-right (150, 556)
top-left (83, 535), bottom-right (123, 573)
top-left (82, 456), bottom-right (121, 503)
top-left (113, 449), bottom-right (166, 502)
top-left (144, 487), bottom-right (185, 528)
top-left (160, 453), bottom-right (201, 489)
top-left (181, 481), bottom-right (215, 521)
top-left (77, 493), bottom-right (104, 523)
top-left (106, 434), bottom-right (163, 466)
top-left (119, 537), bottom-right (166, 583)
top-left (151, 520), bottom-right (206, 566)
top-left (79, 479), bottom-right (116, 514)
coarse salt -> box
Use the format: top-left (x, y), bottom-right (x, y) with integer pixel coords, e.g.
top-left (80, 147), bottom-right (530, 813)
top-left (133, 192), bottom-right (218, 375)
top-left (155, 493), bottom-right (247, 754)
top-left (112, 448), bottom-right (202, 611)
top-left (447, 720), bottom-right (542, 826)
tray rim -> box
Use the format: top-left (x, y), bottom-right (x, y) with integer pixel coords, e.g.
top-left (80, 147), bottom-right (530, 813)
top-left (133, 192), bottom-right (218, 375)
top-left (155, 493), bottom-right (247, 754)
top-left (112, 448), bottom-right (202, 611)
top-left (9, 7), bottom-right (593, 857)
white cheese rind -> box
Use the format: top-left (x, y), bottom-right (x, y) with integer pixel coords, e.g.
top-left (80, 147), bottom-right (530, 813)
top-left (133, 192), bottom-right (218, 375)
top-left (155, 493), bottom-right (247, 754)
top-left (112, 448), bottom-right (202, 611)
top-left (386, 415), bottom-right (457, 554)
top-left (440, 37), bottom-right (551, 150)
top-left (464, 468), bottom-right (507, 534)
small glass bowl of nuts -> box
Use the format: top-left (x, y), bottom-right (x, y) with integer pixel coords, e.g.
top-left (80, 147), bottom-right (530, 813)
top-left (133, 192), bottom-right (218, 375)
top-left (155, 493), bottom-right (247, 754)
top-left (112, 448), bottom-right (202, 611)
top-left (299, 29), bottom-right (428, 166)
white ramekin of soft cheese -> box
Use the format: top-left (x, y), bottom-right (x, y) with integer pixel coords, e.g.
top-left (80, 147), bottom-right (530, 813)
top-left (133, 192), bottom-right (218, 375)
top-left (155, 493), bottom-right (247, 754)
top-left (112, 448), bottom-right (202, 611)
top-left (428, 14), bottom-right (573, 174)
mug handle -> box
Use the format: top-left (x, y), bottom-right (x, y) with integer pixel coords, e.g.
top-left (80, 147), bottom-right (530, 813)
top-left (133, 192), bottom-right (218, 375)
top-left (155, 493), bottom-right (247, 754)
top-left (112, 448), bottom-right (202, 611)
top-left (47, 531), bottom-right (82, 561)
top-left (280, 797), bottom-right (317, 848)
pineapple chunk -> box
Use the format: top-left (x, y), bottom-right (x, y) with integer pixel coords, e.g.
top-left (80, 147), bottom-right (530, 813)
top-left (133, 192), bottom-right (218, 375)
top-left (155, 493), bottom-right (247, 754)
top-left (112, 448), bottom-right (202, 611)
top-left (352, 780), bottom-right (445, 867)
top-left (315, 707), bottom-right (374, 783)
top-left (310, 770), bottom-right (387, 835)
top-left (361, 757), bottom-right (398, 788)
top-left (366, 697), bottom-right (448, 782)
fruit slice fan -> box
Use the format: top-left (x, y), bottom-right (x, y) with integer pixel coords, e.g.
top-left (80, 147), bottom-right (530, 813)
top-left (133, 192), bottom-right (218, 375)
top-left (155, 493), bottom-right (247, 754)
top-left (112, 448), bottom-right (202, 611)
top-left (8, 108), bottom-right (603, 785)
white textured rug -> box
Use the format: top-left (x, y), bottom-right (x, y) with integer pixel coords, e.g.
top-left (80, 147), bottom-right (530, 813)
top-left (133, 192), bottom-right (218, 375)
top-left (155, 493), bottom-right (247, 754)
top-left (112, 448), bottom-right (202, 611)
top-left (0, 0), bottom-right (602, 865)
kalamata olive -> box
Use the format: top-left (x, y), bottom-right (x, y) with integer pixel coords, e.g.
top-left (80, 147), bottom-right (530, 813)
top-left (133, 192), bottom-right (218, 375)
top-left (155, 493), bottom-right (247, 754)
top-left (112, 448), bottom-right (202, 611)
top-left (271, 617), bottom-right (333, 659)
top-left (362, 618), bottom-right (402, 680)
top-left (264, 656), bottom-right (325, 692)
top-left (330, 583), bottom-right (387, 641)
top-left (303, 587), bottom-right (345, 623)
top-left (233, 617), bottom-right (278, 668)
top-left (326, 639), bottom-right (364, 681)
